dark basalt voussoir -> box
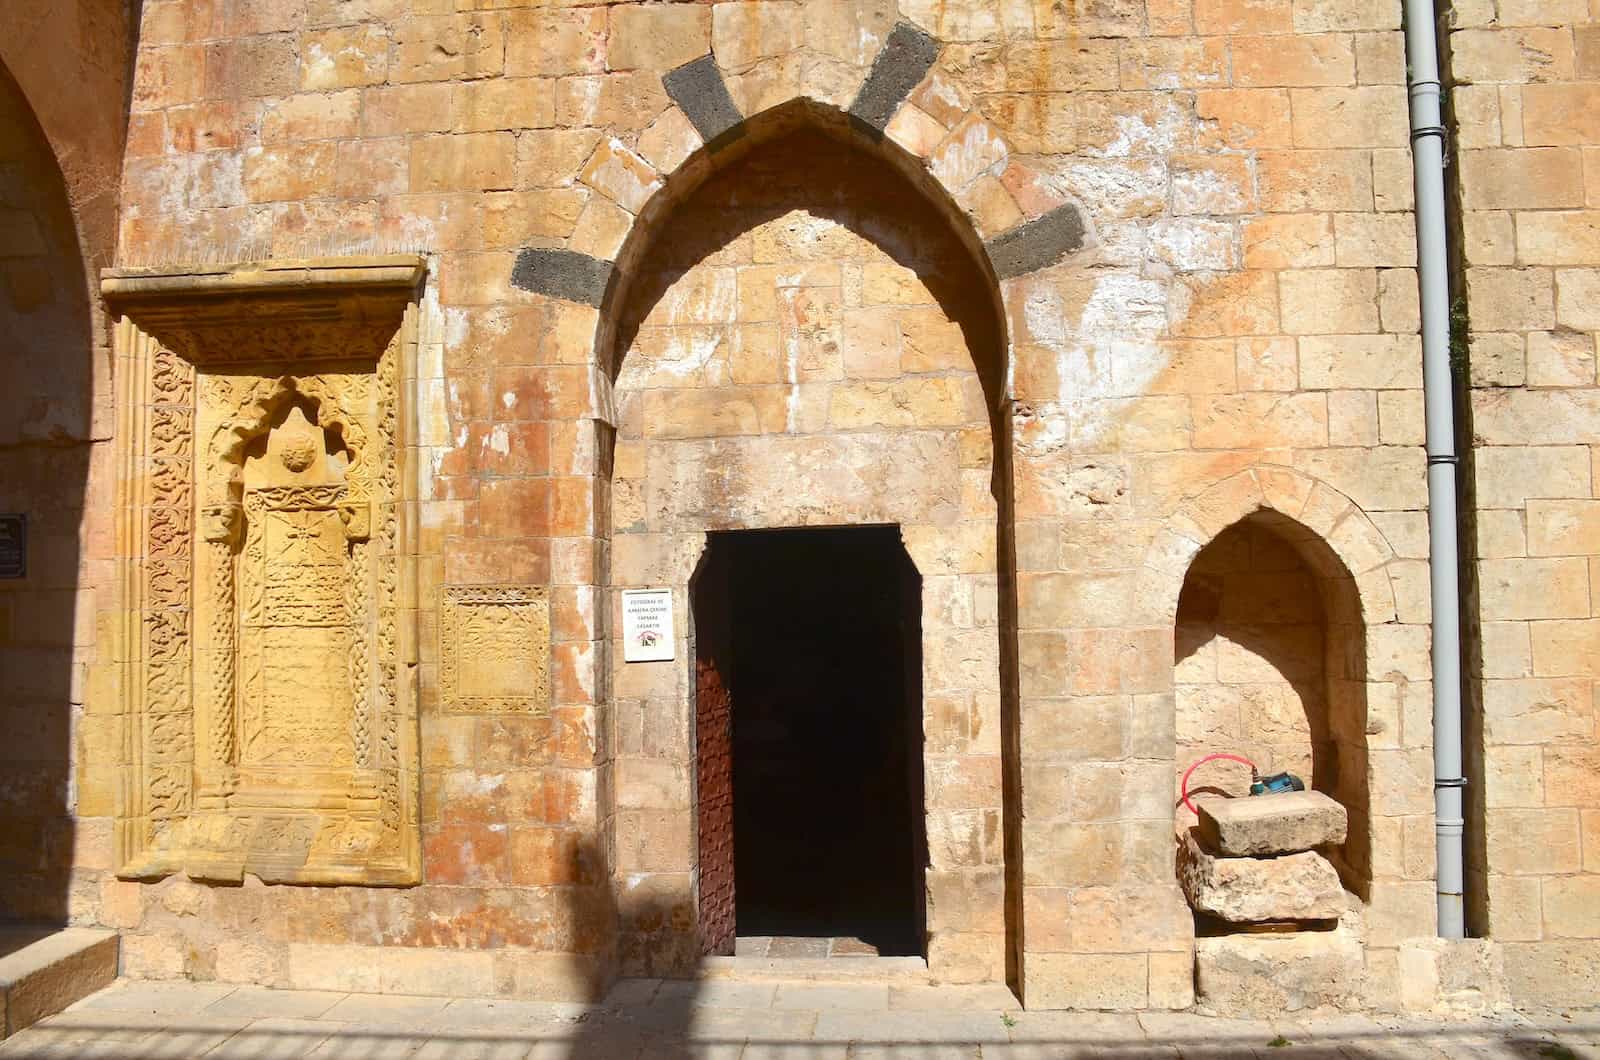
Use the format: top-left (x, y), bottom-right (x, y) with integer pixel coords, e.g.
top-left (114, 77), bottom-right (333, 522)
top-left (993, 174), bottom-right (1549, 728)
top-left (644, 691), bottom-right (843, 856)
top-left (848, 21), bottom-right (940, 131)
top-left (983, 203), bottom-right (1089, 279)
top-left (663, 54), bottom-right (745, 147)
top-left (510, 248), bottom-right (614, 307)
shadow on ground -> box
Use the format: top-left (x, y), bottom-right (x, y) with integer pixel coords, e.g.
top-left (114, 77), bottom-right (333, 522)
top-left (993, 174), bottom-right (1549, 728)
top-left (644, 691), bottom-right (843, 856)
top-left (3, 979), bottom-right (1598, 1060)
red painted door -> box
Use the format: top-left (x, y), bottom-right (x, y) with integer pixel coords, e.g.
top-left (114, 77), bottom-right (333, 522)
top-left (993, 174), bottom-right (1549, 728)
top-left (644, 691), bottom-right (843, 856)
top-left (695, 545), bottom-right (736, 956)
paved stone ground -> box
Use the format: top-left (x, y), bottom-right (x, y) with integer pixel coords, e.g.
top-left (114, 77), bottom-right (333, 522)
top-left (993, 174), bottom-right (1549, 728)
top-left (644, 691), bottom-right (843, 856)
top-left (1, 978), bottom-right (1597, 1058)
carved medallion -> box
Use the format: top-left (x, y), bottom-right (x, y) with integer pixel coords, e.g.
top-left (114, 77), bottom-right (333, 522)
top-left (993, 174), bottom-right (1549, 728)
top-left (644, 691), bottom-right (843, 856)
top-left (439, 586), bottom-right (551, 714)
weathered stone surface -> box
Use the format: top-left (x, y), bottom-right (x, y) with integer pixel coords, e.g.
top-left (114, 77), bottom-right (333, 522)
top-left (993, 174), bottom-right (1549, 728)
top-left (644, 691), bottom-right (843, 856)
top-left (1397, 938), bottom-right (1510, 1015)
top-left (439, 586), bottom-right (551, 714)
top-left (579, 138), bottom-right (661, 213)
top-left (1198, 791), bottom-right (1349, 856)
top-left (1178, 831), bottom-right (1346, 922)
top-left (1195, 926), bottom-right (1363, 1015)
top-left (1502, 939), bottom-right (1600, 1009)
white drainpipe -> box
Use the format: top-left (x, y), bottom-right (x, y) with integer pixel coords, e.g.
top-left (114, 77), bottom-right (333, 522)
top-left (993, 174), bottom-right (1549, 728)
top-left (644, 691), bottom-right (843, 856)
top-left (1403, 0), bottom-right (1467, 938)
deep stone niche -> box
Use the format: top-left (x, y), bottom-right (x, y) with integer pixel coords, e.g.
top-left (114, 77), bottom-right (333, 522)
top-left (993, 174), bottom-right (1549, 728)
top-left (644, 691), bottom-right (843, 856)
top-left (101, 257), bottom-right (425, 885)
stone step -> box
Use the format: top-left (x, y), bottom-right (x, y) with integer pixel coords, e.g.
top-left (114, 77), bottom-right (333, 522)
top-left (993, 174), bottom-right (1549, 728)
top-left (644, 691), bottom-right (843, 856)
top-left (0, 927), bottom-right (119, 1038)
top-left (1196, 924), bottom-right (1364, 1016)
top-left (697, 955), bottom-right (938, 983)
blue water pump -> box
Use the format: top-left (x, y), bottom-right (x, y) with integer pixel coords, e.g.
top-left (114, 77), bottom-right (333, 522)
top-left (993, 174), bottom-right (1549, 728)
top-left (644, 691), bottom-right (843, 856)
top-left (1250, 771), bottom-right (1306, 796)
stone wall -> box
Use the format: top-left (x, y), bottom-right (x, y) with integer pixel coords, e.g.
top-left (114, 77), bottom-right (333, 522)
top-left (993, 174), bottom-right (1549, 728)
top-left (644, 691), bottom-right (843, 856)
top-left (26, 0), bottom-right (1595, 1015)
top-left (0, 0), bottom-right (133, 283)
top-left (0, 64), bottom-right (95, 911)
top-left (996, 0), bottom-right (1435, 1006)
top-left (1451, 0), bottom-right (1600, 1008)
top-left (0, 1), bottom-right (133, 925)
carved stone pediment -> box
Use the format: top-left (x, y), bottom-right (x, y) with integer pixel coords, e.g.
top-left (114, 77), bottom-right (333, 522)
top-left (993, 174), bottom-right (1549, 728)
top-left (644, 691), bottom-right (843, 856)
top-left (103, 257), bottom-right (423, 885)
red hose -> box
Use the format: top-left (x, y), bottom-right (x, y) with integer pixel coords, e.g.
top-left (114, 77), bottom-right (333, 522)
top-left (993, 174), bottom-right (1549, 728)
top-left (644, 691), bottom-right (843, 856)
top-left (1180, 752), bottom-right (1258, 815)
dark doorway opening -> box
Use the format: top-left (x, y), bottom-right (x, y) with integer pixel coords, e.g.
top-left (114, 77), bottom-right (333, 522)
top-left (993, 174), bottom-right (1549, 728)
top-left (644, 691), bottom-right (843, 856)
top-left (694, 526), bottom-right (925, 958)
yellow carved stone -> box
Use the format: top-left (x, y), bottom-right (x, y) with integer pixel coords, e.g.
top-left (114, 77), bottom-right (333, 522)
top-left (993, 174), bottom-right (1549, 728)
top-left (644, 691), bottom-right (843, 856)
top-left (101, 256), bottom-right (423, 885)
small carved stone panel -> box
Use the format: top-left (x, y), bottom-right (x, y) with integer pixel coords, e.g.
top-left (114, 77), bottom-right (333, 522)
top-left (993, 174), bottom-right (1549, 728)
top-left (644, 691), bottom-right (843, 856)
top-left (440, 586), bottom-right (551, 714)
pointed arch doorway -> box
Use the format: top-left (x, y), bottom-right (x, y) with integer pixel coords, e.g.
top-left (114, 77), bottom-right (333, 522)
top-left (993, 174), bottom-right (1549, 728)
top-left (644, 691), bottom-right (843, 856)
top-left (604, 106), bottom-right (1017, 985)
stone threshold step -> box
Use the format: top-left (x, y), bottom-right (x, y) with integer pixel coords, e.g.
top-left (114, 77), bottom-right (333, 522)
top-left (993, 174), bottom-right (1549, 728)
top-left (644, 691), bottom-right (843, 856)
top-left (697, 955), bottom-right (939, 982)
top-left (0, 927), bottom-right (119, 1038)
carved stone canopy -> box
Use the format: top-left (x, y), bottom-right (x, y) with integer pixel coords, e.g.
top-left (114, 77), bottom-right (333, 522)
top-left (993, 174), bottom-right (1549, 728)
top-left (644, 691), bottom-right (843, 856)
top-left (101, 256), bottom-right (426, 366)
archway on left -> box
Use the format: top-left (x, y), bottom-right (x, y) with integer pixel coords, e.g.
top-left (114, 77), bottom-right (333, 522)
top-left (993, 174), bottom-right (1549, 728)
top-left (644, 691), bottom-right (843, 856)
top-left (0, 60), bottom-right (96, 928)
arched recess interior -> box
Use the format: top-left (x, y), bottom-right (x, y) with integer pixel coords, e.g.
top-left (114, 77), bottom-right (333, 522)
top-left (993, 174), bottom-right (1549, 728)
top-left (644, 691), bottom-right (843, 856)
top-left (1145, 467), bottom-right (1404, 902)
top-left (0, 57), bottom-right (96, 923)
top-left (595, 98), bottom-right (1023, 987)
top-left (597, 100), bottom-right (1010, 402)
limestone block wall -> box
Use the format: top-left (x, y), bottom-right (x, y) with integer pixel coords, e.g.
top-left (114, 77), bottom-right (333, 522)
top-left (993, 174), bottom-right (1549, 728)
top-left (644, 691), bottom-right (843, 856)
top-left (994, 0), bottom-right (1436, 1007)
top-left (1450, 0), bottom-right (1600, 1008)
top-left (0, 4), bottom-right (132, 923)
top-left (47, 0), bottom-right (1600, 1015)
top-left (0, 0), bottom-right (134, 288)
top-left (0, 64), bottom-right (104, 922)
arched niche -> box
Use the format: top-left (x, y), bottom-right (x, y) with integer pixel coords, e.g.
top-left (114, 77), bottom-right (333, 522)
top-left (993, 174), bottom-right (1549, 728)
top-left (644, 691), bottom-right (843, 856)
top-left (598, 99), bottom-right (1010, 409)
top-left (1174, 508), bottom-right (1373, 895)
top-left (207, 374), bottom-right (372, 510)
top-left (0, 58), bottom-right (95, 923)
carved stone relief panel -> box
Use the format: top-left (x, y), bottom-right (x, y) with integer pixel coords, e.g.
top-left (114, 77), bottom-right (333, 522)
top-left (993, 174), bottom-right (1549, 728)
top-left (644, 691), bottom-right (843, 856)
top-left (140, 339), bottom-right (198, 856)
top-left (439, 586), bottom-right (551, 714)
top-left (103, 257), bottom-right (424, 885)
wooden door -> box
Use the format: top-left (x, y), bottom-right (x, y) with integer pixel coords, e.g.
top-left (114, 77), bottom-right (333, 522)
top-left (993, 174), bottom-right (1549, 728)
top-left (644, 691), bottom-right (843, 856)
top-left (694, 544), bottom-right (736, 956)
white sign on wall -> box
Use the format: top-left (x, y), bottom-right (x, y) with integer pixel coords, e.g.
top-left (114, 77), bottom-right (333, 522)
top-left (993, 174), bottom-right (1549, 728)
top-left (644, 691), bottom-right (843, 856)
top-left (622, 588), bottom-right (675, 663)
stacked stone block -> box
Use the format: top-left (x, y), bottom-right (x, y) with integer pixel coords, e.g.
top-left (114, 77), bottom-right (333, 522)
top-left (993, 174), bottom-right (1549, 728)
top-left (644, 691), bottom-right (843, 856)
top-left (1182, 790), bottom-right (1350, 925)
top-left (1183, 791), bottom-right (1364, 1014)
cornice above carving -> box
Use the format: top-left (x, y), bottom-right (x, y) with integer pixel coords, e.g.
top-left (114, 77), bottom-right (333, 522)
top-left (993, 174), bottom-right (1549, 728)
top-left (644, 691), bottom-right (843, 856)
top-left (101, 256), bottom-right (427, 366)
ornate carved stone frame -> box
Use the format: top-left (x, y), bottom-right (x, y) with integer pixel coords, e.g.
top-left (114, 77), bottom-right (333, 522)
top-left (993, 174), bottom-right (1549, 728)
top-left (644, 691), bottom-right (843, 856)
top-left (102, 256), bottom-right (425, 885)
